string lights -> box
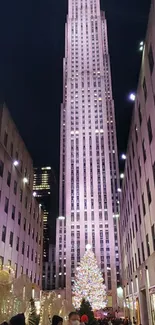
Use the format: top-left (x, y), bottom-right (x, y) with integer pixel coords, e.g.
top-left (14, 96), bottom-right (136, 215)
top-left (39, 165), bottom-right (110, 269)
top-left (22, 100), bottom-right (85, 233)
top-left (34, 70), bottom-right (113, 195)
top-left (72, 245), bottom-right (107, 311)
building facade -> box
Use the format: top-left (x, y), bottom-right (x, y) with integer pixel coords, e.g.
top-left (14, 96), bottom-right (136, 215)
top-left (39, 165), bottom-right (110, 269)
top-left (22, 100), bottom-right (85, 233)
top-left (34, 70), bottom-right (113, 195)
top-left (42, 244), bottom-right (55, 290)
top-left (0, 105), bottom-right (43, 286)
top-left (56, 0), bottom-right (121, 307)
top-left (120, 2), bottom-right (155, 324)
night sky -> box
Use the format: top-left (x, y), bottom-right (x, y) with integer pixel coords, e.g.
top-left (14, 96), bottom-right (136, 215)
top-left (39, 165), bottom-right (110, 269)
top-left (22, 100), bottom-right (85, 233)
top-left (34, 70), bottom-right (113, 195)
top-left (0, 0), bottom-right (151, 178)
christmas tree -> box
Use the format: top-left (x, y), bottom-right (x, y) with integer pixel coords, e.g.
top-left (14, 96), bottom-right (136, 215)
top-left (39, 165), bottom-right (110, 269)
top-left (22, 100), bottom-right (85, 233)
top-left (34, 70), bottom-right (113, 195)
top-left (72, 245), bottom-right (107, 311)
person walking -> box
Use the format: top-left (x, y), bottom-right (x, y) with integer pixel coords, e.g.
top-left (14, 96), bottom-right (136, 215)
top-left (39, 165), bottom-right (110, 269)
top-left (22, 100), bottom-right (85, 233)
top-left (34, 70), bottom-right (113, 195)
top-left (52, 316), bottom-right (63, 325)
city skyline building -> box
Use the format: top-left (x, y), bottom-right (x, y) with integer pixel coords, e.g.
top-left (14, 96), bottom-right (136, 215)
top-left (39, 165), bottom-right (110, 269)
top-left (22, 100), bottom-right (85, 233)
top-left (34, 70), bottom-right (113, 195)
top-left (120, 1), bottom-right (155, 324)
top-left (56, 0), bottom-right (121, 307)
top-left (33, 166), bottom-right (58, 290)
top-left (0, 104), bottom-right (43, 286)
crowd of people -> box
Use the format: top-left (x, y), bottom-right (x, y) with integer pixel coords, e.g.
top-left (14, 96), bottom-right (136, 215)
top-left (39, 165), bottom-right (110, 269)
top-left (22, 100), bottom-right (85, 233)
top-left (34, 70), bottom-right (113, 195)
top-left (52, 312), bottom-right (141, 325)
top-left (0, 310), bottom-right (141, 325)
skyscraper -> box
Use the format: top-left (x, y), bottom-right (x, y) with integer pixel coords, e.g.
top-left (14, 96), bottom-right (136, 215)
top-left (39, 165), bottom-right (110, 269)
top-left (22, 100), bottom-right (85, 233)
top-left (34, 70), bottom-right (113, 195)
top-left (33, 166), bottom-right (58, 289)
top-left (56, 0), bottom-right (120, 307)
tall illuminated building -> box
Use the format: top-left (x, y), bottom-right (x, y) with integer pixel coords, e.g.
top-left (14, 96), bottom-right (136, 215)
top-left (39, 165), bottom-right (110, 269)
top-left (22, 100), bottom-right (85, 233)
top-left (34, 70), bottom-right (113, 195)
top-left (56, 0), bottom-right (121, 307)
top-left (33, 166), bottom-right (58, 289)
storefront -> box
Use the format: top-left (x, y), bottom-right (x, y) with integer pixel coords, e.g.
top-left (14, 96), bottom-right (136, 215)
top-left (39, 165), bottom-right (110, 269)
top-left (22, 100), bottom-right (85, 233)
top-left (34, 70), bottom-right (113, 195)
top-left (150, 287), bottom-right (155, 325)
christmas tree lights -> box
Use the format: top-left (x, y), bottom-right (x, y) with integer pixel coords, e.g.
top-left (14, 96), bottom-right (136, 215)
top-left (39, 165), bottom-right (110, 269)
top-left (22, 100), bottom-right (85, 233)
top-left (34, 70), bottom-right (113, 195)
top-left (72, 245), bottom-right (107, 311)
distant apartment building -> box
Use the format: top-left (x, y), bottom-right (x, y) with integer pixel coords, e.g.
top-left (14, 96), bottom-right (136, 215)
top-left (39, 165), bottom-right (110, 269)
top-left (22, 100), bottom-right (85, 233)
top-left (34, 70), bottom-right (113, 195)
top-left (120, 2), bottom-right (155, 324)
top-left (33, 166), bottom-right (58, 289)
top-left (0, 104), bottom-right (43, 286)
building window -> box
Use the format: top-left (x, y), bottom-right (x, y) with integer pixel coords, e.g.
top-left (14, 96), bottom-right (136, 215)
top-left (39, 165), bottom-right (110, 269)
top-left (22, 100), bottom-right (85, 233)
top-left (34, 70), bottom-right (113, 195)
top-left (24, 218), bottom-right (26, 231)
top-left (4, 197), bottom-right (9, 214)
top-left (4, 131), bottom-right (8, 148)
top-left (12, 205), bottom-right (15, 220)
top-left (22, 242), bottom-right (25, 255)
top-left (138, 248), bottom-right (141, 266)
top-left (7, 171), bottom-right (11, 187)
top-left (20, 189), bottom-right (23, 202)
top-left (15, 263), bottom-right (18, 278)
top-left (9, 232), bottom-right (13, 247)
top-left (10, 142), bottom-right (13, 157)
top-left (18, 212), bottom-right (21, 225)
top-left (151, 224), bottom-right (155, 251)
top-left (27, 245), bottom-right (29, 258)
top-left (135, 125), bottom-right (138, 143)
top-left (148, 44), bottom-right (154, 74)
top-left (142, 194), bottom-right (146, 216)
top-left (135, 253), bottom-right (137, 269)
top-left (153, 162), bottom-right (155, 186)
top-left (141, 242), bottom-right (145, 262)
top-left (135, 214), bottom-right (138, 232)
top-left (0, 161), bottom-right (4, 177)
top-left (16, 237), bottom-right (19, 251)
top-left (138, 205), bottom-right (141, 225)
top-left (142, 139), bottom-right (146, 162)
top-left (146, 234), bottom-right (150, 257)
top-left (135, 171), bottom-right (138, 189)
top-left (14, 181), bottom-right (17, 195)
top-left (2, 226), bottom-right (6, 243)
top-left (132, 222), bottom-right (135, 238)
top-left (143, 78), bottom-right (147, 101)
top-left (147, 117), bottom-right (153, 144)
top-left (146, 179), bottom-right (152, 205)
top-left (138, 104), bottom-right (142, 125)
top-left (138, 158), bottom-right (141, 177)
top-left (25, 196), bottom-right (28, 209)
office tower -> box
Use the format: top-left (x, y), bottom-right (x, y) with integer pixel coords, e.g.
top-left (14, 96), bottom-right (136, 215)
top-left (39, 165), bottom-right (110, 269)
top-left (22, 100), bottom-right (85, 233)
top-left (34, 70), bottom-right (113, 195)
top-left (0, 104), bottom-right (43, 286)
top-left (33, 166), bottom-right (58, 289)
top-left (120, 2), bottom-right (155, 324)
top-left (56, 0), bottom-right (120, 307)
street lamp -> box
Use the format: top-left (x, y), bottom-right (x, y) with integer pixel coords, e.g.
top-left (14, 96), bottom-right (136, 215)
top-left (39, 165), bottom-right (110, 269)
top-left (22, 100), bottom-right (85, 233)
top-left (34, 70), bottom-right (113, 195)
top-left (129, 93), bottom-right (136, 102)
top-left (121, 154), bottom-right (126, 160)
top-left (139, 41), bottom-right (144, 51)
top-left (23, 177), bottom-right (28, 184)
top-left (13, 160), bottom-right (19, 166)
top-left (58, 216), bottom-right (65, 220)
top-left (120, 173), bottom-right (124, 179)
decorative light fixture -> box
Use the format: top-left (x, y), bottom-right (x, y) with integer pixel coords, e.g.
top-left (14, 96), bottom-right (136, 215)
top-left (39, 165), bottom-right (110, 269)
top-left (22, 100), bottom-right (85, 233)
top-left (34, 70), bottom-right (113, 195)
top-left (33, 192), bottom-right (37, 197)
top-left (117, 188), bottom-right (122, 193)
